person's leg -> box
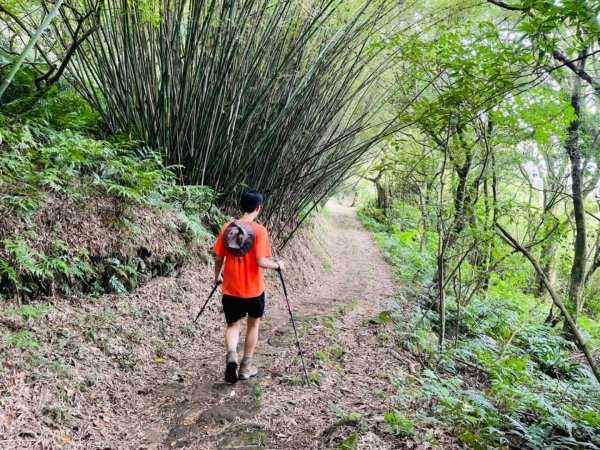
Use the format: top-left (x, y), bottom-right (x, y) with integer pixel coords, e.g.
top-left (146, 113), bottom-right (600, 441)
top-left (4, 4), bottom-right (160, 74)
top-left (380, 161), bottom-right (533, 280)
top-left (224, 320), bottom-right (241, 383)
top-left (243, 316), bottom-right (260, 358)
top-left (239, 294), bottom-right (264, 380)
top-left (225, 320), bottom-right (241, 351)
top-left (222, 294), bottom-right (245, 383)
top-left (243, 292), bottom-right (265, 359)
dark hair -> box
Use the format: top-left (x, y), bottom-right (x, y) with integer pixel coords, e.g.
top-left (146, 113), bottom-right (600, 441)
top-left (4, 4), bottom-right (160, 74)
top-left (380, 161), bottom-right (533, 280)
top-left (241, 190), bottom-right (263, 213)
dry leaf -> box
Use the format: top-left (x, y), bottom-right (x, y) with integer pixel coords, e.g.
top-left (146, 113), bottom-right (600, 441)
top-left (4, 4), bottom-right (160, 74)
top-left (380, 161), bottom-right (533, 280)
top-left (61, 436), bottom-right (73, 443)
top-left (155, 358), bottom-right (165, 363)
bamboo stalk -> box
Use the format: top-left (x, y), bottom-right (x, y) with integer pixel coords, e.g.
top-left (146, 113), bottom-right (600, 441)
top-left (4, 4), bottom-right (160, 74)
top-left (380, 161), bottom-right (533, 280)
top-left (69, 0), bottom-right (403, 233)
top-left (0, 0), bottom-right (65, 101)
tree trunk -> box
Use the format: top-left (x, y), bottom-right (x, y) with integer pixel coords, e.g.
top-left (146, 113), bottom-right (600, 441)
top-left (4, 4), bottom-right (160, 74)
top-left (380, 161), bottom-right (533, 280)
top-left (375, 178), bottom-right (387, 210)
top-left (535, 240), bottom-right (560, 298)
top-left (419, 182), bottom-right (432, 253)
top-left (562, 56), bottom-right (587, 337)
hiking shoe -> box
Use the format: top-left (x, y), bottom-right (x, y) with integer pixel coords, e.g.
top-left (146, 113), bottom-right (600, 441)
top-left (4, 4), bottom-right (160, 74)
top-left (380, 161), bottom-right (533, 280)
top-left (238, 361), bottom-right (259, 380)
top-left (224, 351), bottom-right (238, 383)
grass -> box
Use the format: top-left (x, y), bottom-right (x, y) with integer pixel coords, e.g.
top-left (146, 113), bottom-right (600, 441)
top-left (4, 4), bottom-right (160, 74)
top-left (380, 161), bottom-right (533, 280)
top-left (42, 405), bottom-right (72, 429)
top-left (251, 382), bottom-right (263, 398)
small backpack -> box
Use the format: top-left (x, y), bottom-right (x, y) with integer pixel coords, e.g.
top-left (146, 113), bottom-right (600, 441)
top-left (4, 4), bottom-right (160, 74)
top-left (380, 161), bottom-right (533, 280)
top-left (223, 221), bottom-right (255, 256)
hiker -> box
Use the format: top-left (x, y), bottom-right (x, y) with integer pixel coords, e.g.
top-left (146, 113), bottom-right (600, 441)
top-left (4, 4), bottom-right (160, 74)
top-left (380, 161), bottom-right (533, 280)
top-left (213, 190), bottom-right (285, 383)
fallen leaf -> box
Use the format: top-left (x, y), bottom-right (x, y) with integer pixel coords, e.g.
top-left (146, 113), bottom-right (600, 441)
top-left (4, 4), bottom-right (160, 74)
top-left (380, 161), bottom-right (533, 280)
top-left (61, 436), bottom-right (73, 443)
top-left (155, 358), bottom-right (165, 363)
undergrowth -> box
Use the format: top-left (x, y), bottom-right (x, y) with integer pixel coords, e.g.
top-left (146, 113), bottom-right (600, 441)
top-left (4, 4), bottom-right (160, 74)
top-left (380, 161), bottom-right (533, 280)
top-left (0, 85), bottom-right (226, 301)
top-left (358, 207), bottom-right (600, 450)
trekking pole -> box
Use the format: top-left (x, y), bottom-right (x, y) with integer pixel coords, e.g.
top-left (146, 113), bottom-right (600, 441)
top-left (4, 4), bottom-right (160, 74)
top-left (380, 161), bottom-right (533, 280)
top-left (277, 268), bottom-right (310, 386)
top-left (193, 282), bottom-right (220, 323)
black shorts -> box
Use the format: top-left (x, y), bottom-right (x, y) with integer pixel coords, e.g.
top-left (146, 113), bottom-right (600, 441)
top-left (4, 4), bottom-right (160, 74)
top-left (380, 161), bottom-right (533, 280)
top-left (222, 292), bottom-right (265, 324)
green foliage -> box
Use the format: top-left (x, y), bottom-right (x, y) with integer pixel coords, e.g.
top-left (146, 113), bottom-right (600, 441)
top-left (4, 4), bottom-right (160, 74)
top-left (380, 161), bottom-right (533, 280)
top-left (330, 346), bottom-right (346, 360)
top-left (515, 328), bottom-right (582, 379)
top-left (313, 351), bottom-right (330, 362)
top-left (42, 405), bottom-right (71, 429)
top-left (0, 112), bottom-right (223, 226)
top-left (0, 237), bottom-right (93, 298)
top-left (76, 375), bottom-right (96, 392)
top-left (358, 210), bottom-right (434, 284)
top-left (308, 371), bottom-right (325, 385)
top-left (0, 94), bottom-right (224, 300)
top-left (6, 304), bottom-right (55, 319)
top-left (383, 411), bottom-right (415, 438)
top-left (360, 205), bottom-right (600, 449)
top-left (4, 330), bottom-right (40, 349)
top-left (23, 85), bottom-right (100, 132)
top-left (323, 407), bottom-right (363, 439)
top-left (336, 433), bottom-right (359, 450)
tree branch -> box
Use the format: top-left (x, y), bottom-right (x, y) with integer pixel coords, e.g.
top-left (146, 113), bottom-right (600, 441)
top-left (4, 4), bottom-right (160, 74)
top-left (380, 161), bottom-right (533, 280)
top-left (486, 0), bottom-right (524, 11)
top-left (487, 1), bottom-right (600, 95)
top-left (547, 49), bottom-right (600, 77)
top-left (551, 50), bottom-right (600, 94)
top-left (0, 5), bottom-right (54, 66)
top-left (496, 224), bottom-right (600, 383)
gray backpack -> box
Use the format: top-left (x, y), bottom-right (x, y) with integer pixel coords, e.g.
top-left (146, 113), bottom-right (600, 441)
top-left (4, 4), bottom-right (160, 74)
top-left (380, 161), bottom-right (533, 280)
top-left (223, 221), bottom-right (255, 256)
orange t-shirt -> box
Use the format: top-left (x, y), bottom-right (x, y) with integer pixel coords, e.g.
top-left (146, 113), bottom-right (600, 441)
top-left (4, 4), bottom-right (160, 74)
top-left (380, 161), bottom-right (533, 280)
top-left (213, 221), bottom-right (272, 298)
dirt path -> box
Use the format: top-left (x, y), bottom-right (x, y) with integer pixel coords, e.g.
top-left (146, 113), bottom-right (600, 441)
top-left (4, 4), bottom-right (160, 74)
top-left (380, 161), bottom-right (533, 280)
top-left (126, 202), bottom-right (413, 449)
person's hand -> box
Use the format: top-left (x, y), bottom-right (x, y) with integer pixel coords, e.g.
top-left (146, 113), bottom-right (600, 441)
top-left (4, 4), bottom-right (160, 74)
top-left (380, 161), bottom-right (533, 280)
top-left (276, 260), bottom-right (285, 272)
top-left (215, 274), bottom-right (223, 285)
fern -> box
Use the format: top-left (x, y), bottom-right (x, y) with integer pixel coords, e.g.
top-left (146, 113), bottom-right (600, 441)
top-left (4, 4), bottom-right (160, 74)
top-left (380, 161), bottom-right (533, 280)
top-left (104, 182), bottom-right (143, 201)
top-left (175, 212), bottom-right (212, 242)
top-left (0, 194), bottom-right (40, 217)
top-left (4, 330), bottom-right (40, 349)
top-left (383, 411), bottom-right (415, 438)
top-left (0, 258), bottom-right (17, 283)
top-left (7, 305), bottom-right (55, 319)
top-left (2, 239), bottom-right (50, 280)
top-left (108, 275), bottom-right (127, 294)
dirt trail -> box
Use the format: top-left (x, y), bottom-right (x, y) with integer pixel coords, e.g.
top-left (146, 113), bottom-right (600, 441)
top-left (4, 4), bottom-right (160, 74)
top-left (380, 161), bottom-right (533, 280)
top-left (127, 202), bottom-right (415, 449)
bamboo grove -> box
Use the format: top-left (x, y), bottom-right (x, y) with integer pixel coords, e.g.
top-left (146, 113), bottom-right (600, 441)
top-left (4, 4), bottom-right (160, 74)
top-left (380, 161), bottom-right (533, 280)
top-left (64, 0), bottom-right (407, 234)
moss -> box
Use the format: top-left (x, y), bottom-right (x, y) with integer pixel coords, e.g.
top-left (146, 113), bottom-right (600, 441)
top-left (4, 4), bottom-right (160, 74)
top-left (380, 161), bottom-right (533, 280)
top-left (330, 346), bottom-right (346, 359)
top-left (314, 351), bottom-right (330, 362)
top-left (279, 375), bottom-right (305, 386)
top-left (309, 371), bottom-right (325, 384)
top-left (219, 424), bottom-right (268, 449)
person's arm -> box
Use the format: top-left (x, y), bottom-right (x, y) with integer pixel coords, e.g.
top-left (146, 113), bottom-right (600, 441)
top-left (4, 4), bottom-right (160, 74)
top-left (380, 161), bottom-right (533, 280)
top-left (255, 225), bottom-right (284, 271)
top-left (215, 255), bottom-right (224, 284)
top-left (257, 258), bottom-right (285, 271)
